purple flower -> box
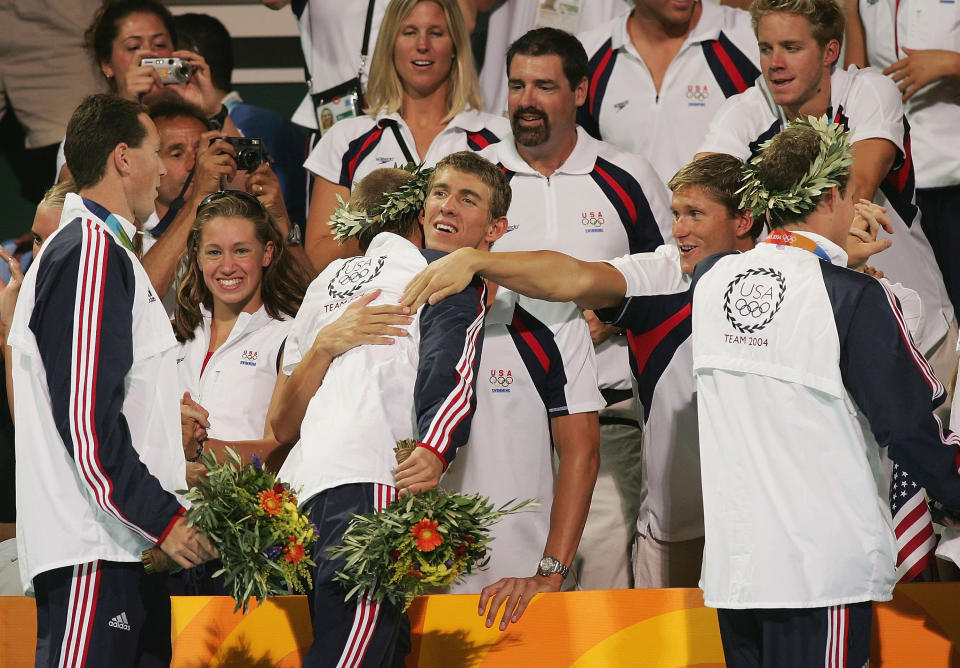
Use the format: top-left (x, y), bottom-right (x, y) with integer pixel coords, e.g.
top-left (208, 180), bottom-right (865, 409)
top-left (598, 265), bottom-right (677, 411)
top-left (444, 560), bottom-right (453, 567)
top-left (251, 454), bottom-right (263, 472)
top-left (264, 546), bottom-right (283, 561)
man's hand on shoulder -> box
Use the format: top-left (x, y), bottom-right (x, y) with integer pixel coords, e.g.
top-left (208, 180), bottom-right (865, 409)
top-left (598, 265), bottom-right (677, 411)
top-left (394, 446), bottom-right (444, 495)
top-left (478, 574), bottom-right (560, 631)
top-left (401, 247), bottom-right (481, 311)
top-left (159, 515), bottom-right (219, 569)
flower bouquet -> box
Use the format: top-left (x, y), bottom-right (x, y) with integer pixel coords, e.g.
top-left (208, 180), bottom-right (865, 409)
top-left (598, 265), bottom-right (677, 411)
top-left (328, 440), bottom-right (535, 610)
top-left (178, 448), bottom-right (318, 612)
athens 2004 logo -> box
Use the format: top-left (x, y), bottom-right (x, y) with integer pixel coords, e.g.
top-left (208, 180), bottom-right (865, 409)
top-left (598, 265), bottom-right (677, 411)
top-left (722, 267), bottom-right (786, 333)
top-left (328, 256), bottom-right (386, 299)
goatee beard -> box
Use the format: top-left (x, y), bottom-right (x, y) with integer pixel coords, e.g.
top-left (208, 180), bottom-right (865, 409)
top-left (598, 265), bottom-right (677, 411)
top-left (511, 107), bottom-right (551, 147)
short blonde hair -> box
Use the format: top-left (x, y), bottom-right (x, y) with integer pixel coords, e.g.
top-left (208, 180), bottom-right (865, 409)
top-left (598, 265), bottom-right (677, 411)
top-left (366, 0), bottom-right (482, 123)
top-left (39, 179), bottom-right (76, 211)
top-left (749, 0), bottom-right (844, 49)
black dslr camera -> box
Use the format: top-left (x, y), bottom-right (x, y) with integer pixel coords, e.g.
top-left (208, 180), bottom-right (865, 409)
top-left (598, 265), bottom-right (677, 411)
top-left (141, 57), bottom-right (192, 84)
top-left (213, 137), bottom-right (268, 172)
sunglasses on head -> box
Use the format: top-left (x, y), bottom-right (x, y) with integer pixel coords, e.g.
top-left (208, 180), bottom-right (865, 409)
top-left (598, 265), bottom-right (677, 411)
top-left (197, 190), bottom-right (268, 216)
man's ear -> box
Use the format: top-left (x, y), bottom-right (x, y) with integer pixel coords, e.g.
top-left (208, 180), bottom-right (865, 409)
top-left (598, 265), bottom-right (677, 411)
top-left (733, 209), bottom-right (754, 240)
top-left (823, 39), bottom-right (841, 69)
top-left (113, 142), bottom-right (131, 176)
top-left (574, 76), bottom-right (588, 107)
top-left (484, 216), bottom-right (509, 244)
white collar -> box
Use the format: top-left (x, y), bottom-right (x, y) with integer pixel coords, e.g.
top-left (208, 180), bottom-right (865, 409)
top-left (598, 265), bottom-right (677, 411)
top-left (498, 126), bottom-right (599, 176)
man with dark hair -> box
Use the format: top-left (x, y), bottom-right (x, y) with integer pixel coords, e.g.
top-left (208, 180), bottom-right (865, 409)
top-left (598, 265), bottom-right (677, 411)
top-left (172, 12), bottom-right (308, 233)
top-left (691, 117), bottom-right (960, 667)
top-left (576, 0), bottom-right (759, 183)
top-left (479, 26), bottom-right (672, 589)
top-left (8, 93), bottom-right (217, 667)
top-left (272, 152), bottom-right (506, 666)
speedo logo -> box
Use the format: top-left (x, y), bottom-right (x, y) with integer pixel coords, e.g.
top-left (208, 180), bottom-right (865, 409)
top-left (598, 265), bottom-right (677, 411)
top-left (109, 612), bottom-right (131, 631)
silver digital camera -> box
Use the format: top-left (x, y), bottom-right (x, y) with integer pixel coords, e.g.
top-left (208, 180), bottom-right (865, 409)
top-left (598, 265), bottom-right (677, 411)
top-left (141, 57), bottom-right (192, 84)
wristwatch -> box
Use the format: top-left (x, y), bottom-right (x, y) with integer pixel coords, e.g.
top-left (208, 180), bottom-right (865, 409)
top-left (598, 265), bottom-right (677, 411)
top-left (286, 224), bottom-right (303, 247)
top-left (537, 555), bottom-right (569, 579)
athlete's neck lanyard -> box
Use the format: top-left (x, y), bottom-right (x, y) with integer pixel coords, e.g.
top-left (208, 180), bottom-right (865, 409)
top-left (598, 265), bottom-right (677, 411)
top-left (764, 229), bottom-right (832, 263)
top-left (82, 197), bottom-right (136, 254)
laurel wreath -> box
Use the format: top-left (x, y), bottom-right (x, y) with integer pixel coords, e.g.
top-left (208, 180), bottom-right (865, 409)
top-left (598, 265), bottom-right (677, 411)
top-left (723, 267), bottom-right (787, 334)
top-left (328, 163), bottom-right (434, 243)
top-left (737, 114), bottom-right (854, 222)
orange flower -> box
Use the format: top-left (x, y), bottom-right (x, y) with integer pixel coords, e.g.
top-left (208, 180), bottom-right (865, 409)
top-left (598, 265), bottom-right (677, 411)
top-left (410, 518), bottom-right (442, 552)
top-left (284, 539), bottom-right (306, 564)
top-left (258, 489), bottom-right (283, 516)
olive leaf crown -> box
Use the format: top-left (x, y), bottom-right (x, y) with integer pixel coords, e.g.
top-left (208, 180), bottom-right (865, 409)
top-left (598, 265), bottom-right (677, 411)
top-left (328, 163), bottom-right (434, 243)
top-left (737, 114), bottom-right (854, 221)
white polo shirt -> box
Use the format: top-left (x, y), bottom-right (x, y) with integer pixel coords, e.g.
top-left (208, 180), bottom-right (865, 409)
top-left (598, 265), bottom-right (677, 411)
top-left (577, 1), bottom-right (759, 183)
top-left (479, 128), bottom-right (672, 390)
top-left (10, 194), bottom-right (186, 592)
top-left (278, 232), bottom-right (486, 504)
top-left (857, 0), bottom-right (960, 189)
top-left (176, 307), bottom-right (291, 442)
top-left (700, 65), bottom-right (953, 355)
top-left (303, 109), bottom-right (510, 188)
top-left (601, 246), bottom-right (703, 542)
top-left (444, 291), bottom-right (604, 592)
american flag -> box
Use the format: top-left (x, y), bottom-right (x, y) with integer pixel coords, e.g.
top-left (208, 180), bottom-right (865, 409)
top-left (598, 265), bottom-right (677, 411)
top-left (890, 462), bottom-right (936, 582)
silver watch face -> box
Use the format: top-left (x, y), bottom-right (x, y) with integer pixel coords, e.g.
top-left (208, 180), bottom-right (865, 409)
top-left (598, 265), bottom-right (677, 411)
top-left (538, 556), bottom-right (557, 574)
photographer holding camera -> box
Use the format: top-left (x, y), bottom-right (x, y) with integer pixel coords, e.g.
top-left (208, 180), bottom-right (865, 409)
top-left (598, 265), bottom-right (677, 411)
top-left (143, 103), bottom-right (313, 301)
top-left (58, 1), bottom-right (241, 182)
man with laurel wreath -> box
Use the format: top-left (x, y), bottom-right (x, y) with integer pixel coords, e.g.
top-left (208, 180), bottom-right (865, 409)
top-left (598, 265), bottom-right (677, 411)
top-left (270, 153), bottom-right (509, 667)
top-left (689, 118), bottom-right (960, 667)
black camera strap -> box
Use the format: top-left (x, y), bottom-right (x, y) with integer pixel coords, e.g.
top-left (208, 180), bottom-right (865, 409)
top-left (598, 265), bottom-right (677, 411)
top-left (386, 121), bottom-right (416, 165)
top-left (360, 0), bottom-right (376, 62)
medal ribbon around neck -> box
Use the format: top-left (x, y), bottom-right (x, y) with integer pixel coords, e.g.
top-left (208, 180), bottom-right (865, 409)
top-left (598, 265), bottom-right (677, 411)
top-left (764, 229), bottom-right (831, 263)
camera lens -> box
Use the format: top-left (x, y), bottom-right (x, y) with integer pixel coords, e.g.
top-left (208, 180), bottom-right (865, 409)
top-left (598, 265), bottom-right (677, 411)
top-left (237, 149), bottom-right (257, 172)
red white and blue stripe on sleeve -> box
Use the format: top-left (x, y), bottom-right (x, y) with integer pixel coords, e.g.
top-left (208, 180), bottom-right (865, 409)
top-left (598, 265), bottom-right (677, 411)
top-left (414, 251), bottom-right (488, 468)
top-left (30, 217), bottom-right (184, 544)
top-left (825, 264), bottom-right (960, 511)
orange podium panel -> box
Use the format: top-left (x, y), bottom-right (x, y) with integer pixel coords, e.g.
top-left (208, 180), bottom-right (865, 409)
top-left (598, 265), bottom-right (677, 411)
top-left (1, 585), bottom-right (958, 666)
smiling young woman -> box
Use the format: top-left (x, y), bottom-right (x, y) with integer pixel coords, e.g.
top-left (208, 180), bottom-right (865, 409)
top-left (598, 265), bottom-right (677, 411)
top-left (302, 0), bottom-right (510, 274)
top-left (173, 191), bottom-right (307, 471)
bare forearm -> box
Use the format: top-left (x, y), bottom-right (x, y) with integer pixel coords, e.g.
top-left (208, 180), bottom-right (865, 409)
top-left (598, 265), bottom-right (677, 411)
top-left (546, 413), bottom-right (600, 569)
top-left (468, 250), bottom-right (625, 310)
top-left (141, 196), bottom-right (202, 296)
top-left (202, 437), bottom-right (293, 472)
top-left (270, 348), bottom-right (333, 443)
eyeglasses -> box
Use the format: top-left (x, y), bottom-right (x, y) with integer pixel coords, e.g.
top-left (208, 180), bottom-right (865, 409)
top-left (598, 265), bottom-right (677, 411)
top-left (197, 190), bottom-right (268, 217)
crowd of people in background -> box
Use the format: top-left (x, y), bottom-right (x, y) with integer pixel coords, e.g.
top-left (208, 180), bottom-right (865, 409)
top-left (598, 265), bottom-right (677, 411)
top-left (1, 0), bottom-right (960, 666)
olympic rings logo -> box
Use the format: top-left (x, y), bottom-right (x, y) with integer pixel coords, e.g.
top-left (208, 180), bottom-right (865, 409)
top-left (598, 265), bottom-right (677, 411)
top-left (686, 86), bottom-right (708, 102)
top-left (489, 374), bottom-right (513, 387)
top-left (328, 256), bottom-right (385, 300)
top-left (581, 216), bottom-right (604, 227)
top-left (734, 298), bottom-right (771, 318)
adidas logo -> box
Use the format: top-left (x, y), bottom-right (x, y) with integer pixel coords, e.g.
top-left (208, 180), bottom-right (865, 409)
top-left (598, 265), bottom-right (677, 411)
top-left (108, 612), bottom-right (131, 631)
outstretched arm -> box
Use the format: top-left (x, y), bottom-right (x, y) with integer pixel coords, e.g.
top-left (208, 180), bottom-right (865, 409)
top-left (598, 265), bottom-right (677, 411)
top-left (401, 247), bottom-right (627, 312)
